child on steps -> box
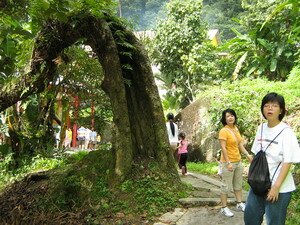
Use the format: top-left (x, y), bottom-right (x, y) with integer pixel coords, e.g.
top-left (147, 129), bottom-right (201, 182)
top-left (177, 132), bottom-right (188, 175)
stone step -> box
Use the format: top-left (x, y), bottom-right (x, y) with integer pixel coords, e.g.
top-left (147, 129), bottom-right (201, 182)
top-left (179, 197), bottom-right (238, 207)
top-left (179, 172), bottom-right (248, 207)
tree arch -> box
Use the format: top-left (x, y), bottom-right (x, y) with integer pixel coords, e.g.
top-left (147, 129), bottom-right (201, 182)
top-left (0, 13), bottom-right (176, 182)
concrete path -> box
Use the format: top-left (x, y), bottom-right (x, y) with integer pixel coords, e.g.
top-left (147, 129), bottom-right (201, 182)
top-left (153, 171), bottom-right (248, 225)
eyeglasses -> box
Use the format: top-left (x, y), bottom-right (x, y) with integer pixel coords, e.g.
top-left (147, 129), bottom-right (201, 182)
top-left (263, 103), bottom-right (280, 109)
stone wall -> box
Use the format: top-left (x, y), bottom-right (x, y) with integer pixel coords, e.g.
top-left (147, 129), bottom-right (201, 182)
top-left (175, 99), bottom-right (220, 162)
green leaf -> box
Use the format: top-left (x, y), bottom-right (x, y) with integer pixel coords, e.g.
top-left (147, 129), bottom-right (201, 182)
top-left (270, 58), bottom-right (277, 72)
top-left (5, 38), bottom-right (16, 57)
top-left (246, 66), bottom-right (257, 77)
top-left (276, 44), bottom-right (284, 58)
top-left (257, 38), bottom-right (269, 49)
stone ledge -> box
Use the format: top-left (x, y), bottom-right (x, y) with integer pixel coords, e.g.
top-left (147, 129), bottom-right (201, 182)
top-left (188, 172), bottom-right (223, 187)
top-left (179, 196), bottom-right (248, 207)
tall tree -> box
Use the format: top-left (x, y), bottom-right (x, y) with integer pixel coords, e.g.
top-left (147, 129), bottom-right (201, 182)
top-left (152, 0), bottom-right (208, 109)
top-left (0, 1), bottom-right (181, 223)
top-left (0, 1), bottom-right (177, 183)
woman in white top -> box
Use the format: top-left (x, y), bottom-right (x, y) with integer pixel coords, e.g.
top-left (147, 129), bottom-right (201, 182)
top-left (244, 92), bottom-right (300, 225)
top-left (166, 113), bottom-right (179, 160)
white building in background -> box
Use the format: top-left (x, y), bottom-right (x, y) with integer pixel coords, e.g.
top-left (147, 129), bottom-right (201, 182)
top-left (207, 29), bottom-right (221, 46)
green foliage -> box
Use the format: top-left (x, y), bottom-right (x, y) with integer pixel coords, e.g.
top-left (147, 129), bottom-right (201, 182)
top-left (0, 153), bottom-right (13, 173)
top-left (240, 0), bottom-right (279, 27)
top-left (57, 45), bottom-right (113, 133)
top-left (29, 155), bottom-right (66, 170)
top-left (29, 0), bottom-right (117, 28)
top-left (6, 93), bottom-right (57, 155)
top-left (225, 0), bottom-right (299, 81)
top-left (181, 42), bottom-right (231, 83)
top-left (0, 14), bottom-right (34, 79)
top-left (115, 161), bottom-right (188, 217)
top-left (287, 189), bottom-right (300, 225)
top-left (153, 0), bottom-right (208, 109)
top-left (286, 66), bottom-right (300, 97)
top-left (0, 150), bottom-right (90, 192)
top-left (34, 155), bottom-right (187, 222)
top-left (0, 120), bottom-right (8, 136)
top-left (62, 174), bottom-right (88, 206)
top-left (287, 165), bottom-right (300, 225)
top-left (91, 177), bottom-right (111, 199)
top-left (0, 153), bottom-right (66, 191)
top-left (202, 0), bottom-right (245, 40)
top-left (187, 162), bottom-right (218, 175)
top-left (67, 150), bottom-right (89, 162)
top-left (0, 0), bottom-right (117, 81)
top-left (0, 144), bottom-right (11, 157)
top-left (0, 1), bottom-right (118, 159)
top-left (155, 0), bottom-right (298, 91)
top-left (119, 177), bottom-right (179, 216)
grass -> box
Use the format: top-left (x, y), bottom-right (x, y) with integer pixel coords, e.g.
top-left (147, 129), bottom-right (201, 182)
top-left (0, 150), bottom-right (190, 224)
top-left (187, 161), bottom-right (219, 175)
top-left (0, 154), bottom-right (66, 191)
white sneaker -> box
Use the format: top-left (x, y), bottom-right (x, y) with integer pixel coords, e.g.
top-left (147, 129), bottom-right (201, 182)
top-left (236, 202), bottom-right (246, 212)
top-left (220, 207), bottom-right (234, 217)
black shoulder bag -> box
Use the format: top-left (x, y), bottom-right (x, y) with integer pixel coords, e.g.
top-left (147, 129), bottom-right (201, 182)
top-left (247, 125), bottom-right (287, 196)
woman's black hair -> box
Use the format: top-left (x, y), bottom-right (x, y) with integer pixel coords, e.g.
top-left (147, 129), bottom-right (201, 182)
top-left (261, 92), bottom-right (286, 121)
top-left (178, 132), bottom-right (186, 139)
top-left (167, 113), bottom-right (174, 120)
top-left (220, 109), bottom-right (237, 126)
top-left (167, 113), bottom-right (175, 136)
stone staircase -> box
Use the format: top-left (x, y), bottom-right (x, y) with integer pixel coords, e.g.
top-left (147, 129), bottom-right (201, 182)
top-left (179, 172), bottom-right (248, 207)
top-left (153, 172), bottom-right (249, 225)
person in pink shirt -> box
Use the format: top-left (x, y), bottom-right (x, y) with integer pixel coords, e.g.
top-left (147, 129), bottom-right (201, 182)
top-left (177, 132), bottom-right (188, 175)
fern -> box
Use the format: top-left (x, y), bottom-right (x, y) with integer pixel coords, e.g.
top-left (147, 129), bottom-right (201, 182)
top-left (122, 64), bottom-right (133, 71)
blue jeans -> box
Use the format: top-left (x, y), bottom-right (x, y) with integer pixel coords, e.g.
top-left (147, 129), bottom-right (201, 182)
top-left (244, 188), bottom-right (292, 225)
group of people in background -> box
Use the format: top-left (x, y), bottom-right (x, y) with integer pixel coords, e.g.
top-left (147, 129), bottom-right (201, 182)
top-left (166, 92), bottom-right (300, 225)
top-left (76, 126), bottom-right (98, 150)
top-left (54, 125), bottom-right (100, 150)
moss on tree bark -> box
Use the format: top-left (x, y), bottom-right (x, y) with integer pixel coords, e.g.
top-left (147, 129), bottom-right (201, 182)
top-left (0, 14), bottom-right (177, 183)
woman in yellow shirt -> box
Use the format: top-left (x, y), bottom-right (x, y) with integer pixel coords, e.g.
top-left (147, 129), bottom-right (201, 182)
top-left (219, 109), bottom-right (252, 217)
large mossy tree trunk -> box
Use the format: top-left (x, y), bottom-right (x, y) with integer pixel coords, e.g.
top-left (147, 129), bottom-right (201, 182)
top-left (0, 14), bottom-right (177, 183)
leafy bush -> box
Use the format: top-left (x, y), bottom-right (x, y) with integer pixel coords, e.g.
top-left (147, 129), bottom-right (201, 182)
top-left (0, 153), bottom-right (67, 191)
top-left (67, 150), bottom-right (89, 162)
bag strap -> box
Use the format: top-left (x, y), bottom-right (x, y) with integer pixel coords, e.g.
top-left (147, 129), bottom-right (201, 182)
top-left (260, 125), bottom-right (288, 152)
top-left (271, 162), bottom-right (281, 182)
top-left (260, 124), bottom-right (288, 182)
top-left (226, 127), bottom-right (239, 143)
